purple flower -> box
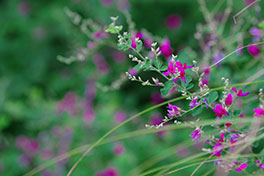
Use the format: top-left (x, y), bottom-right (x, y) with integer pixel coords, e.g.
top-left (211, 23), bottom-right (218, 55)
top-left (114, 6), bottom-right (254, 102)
top-left (165, 14), bottom-right (182, 29)
top-left (83, 101), bottom-right (95, 124)
top-left (87, 41), bottom-right (95, 49)
top-left (144, 37), bottom-right (152, 48)
top-left (117, 0), bottom-right (130, 11)
top-left (235, 163), bottom-right (248, 172)
top-left (212, 104), bottom-right (229, 119)
top-left (225, 93), bottom-right (233, 106)
top-left (190, 127), bottom-right (202, 143)
top-left (19, 154), bottom-right (32, 167)
top-left (250, 27), bottom-right (262, 42)
top-left (167, 104), bottom-right (181, 118)
top-left (213, 52), bottom-right (224, 67)
top-left (203, 99), bottom-right (209, 109)
top-left (101, 0), bottom-right (114, 6)
top-left (189, 98), bottom-right (201, 109)
top-left (16, 135), bottom-right (29, 150)
top-left (114, 111), bottom-right (126, 123)
top-left (248, 45), bottom-right (260, 57)
top-left (160, 39), bottom-right (172, 59)
top-left (92, 53), bottom-right (110, 74)
top-left (254, 108), bottom-right (264, 118)
top-left (113, 51), bottom-right (126, 63)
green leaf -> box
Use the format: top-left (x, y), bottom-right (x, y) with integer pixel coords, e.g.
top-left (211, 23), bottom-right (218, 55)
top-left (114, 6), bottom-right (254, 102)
top-left (192, 106), bottom-right (203, 116)
top-left (133, 63), bottom-right (141, 70)
top-left (123, 32), bottom-right (132, 39)
top-left (233, 110), bottom-right (241, 117)
top-left (116, 25), bottom-right (123, 32)
top-left (154, 59), bottom-right (162, 69)
top-left (208, 91), bottom-right (218, 104)
top-left (160, 80), bottom-right (174, 96)
top-left (142, 58), bottom-right (152, 71)
top-left (135, 40), bottom-right (143, 52)
top-left (117, 43), bottom-right (124, 50)
top-left (186, 83), bottom-right (194, 90)
top-left (258, 21), bottom-right (264, 29)
top-left (186, 77), bottom-right (192, 84)
top-left (105, 23), bottom-right (123, 34)
top-left (160, 65), bottom-right (168, 71)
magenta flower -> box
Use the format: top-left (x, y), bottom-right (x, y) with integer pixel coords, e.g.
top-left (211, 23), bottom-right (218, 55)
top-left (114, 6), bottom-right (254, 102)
top-left (163, 60), bottom-right (193, 83)
top-left (165, 14), bottom-right (181, 29)
top-left (254, 108), bottom-right (264, 118)
top-left (163, 61), bottom-right (176, 76)
top-left (130, 37), bottom-right (137, 49)
top-left (136, 32), bottom-right (143, 40)
top-left (40, 149), bottom-right (53, 160)
top-left (167, 104), bottom-right (181, 118)
top-left (18, 1), bottom-right (30, 15)
top-left (212, 143), bottom-right (224, 157)
top-left (160, 39), bottom-right (172, 59)
top-left (244, 0), bottom-right (255, 5)
top-left (189, 98), bottom-right (201, 109)
top-left (225, 93), bottom-right (233, 106)
top-left (93, 31), bottom-right (108, 39)
top-left (87, 41), bottom-right (95, 49)
top-left (175, 61), bottom-right (193, 83)
top-left (204, 68), bottom-right (211, 75)
top-left (150, 113), bottom-right (167, 136)
top-left (190, 127), bottom-right (202, 143)
top-left (212, 104), bottom-right (229, 119)
top-left (113, 143), bottom-right (125, 155)
top-left (232, 87), bottom-right (250, 97)
top-left (57, 92), bottom-right (78, 116)
top-left (27, 139), bottom-right (39, 153)
top-left (248, 45), bottom-right (260, 57)
top-left (151, 92), bottom-right (164, 104)
top-left (235, 163), bottom-right (248, 172)
top-left (96, 167), bottom-right (119, 176)
top-left (128, 68), bottom-right (138, 76)
top-left (225, 122), bottom-right (232, 129)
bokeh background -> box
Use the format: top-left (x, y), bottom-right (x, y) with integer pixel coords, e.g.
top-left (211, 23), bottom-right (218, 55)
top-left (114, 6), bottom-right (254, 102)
top-left (0, 0), bottom-right (264, 175)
